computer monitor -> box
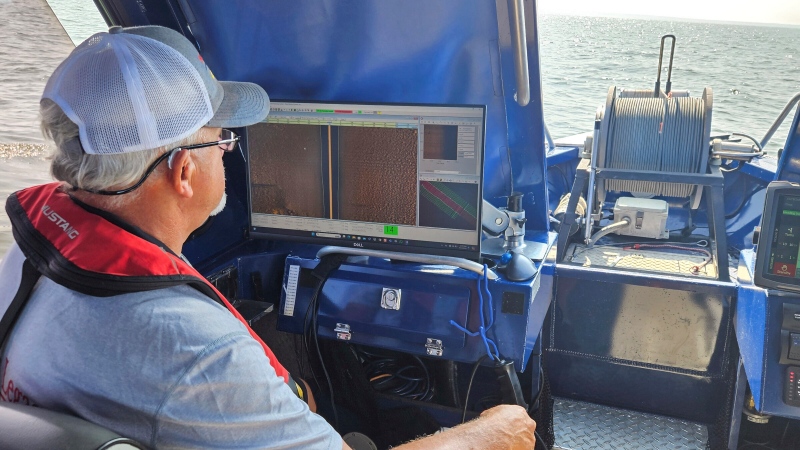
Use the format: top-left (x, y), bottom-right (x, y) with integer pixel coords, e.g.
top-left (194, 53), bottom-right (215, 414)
top-left (245, 101), bottom-right (486, 260)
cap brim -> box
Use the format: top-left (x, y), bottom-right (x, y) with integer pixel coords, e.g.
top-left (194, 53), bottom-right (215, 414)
top-left (206, 81), bottom-right (270, 128)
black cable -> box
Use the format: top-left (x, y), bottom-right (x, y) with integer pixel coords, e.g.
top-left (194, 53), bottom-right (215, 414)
top-left (548, 164), bottom-right (571, 192)
top-left (302, 280), bottom-right (325, 393)
top-left (681, 208), bottom-right (696, 237)
top-left (302, 254), bottom-right (350, 430)
top-left (310, 279), bottom-right (338, 429)
top-left (720, 159), bottom-right (745, 173)
top-left (462, 354), bottom-right (489, 424)
top-left (528, 364), bottom-right (544, 414)
top-left (412, 355), bottom-right (433, 401)
top-left (780, 420), bottom-right (790, 447)
top-left (358, 347), bottom-right (432, 401)
top-left (534, 429), bottom-right (549, 450)
top-left (726, 186), bottom-right (761, 220)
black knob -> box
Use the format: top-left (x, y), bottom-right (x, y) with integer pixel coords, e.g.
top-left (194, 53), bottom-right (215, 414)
top-left (507, 192), bottom-right (524, 212)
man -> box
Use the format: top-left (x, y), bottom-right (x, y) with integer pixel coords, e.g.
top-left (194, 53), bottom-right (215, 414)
top-left (0, 25), bottom-right (536, 449)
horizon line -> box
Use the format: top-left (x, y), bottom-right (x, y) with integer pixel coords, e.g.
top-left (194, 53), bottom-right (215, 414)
top-left (539, 11), bottom-right (800, 28)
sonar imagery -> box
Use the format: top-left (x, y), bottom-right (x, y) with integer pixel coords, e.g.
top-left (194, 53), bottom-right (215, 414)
top-left (337, 127), bottom-right (418, 225)
top-left (423, 124), bottom-right (458, 160)
top-left (248, 123), bottom-right (325, 218)
top-left (418, 181), bottom-right (479, 231)
top-left (248, 123), bottom-right (419, 225)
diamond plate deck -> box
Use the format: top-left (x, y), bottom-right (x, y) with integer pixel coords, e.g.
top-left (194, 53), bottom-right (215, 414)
top-left (552, 398), bottom-right (708, 450)
top-left (567, 243), bottom-right (717, 278)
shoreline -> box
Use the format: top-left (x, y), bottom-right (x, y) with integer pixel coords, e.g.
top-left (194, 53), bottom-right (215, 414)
top-left (0, 143), bottom-right (51, 160)
top-left (0, 143), bottom-right (53, 257)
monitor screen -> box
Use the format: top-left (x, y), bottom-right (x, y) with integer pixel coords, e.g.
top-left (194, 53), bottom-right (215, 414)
top-left (764, 193), bottom-right (800, 279)
top-left (755, 182), bottom-right (800, 292)
top-left (245, 101), bottom-right (486, 260)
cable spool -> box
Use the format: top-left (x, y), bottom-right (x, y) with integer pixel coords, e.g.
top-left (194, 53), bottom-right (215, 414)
top-left (596, 86), bottom-right (713, 209)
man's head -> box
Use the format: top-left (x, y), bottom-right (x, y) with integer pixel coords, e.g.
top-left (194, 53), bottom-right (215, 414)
top-left (40, 25), bottom-right (270, 250)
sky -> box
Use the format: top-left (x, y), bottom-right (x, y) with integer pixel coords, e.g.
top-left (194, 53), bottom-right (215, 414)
top-left (537, 0), bottom-right (800, 26)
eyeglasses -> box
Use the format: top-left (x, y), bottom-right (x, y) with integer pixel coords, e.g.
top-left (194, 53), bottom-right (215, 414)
top-left (166, 129), bottom-right (239, 169)
top-left (90, 129), bottom-right (240, 196)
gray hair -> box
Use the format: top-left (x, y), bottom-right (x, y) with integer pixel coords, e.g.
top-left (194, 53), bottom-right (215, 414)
top-left (41, 99), bottom-right (204, 198)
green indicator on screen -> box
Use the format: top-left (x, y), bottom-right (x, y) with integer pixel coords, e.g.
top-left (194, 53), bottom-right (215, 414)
top-left (784, 210), bottom-right (800, 216)
top-left (384, 225), bottom-right (399, 235)
top-left (316, 109), bottom-right (334, 113)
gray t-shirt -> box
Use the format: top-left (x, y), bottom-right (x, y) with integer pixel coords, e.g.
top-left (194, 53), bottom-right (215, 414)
top-left (0, 243), bottom-right (342, 450)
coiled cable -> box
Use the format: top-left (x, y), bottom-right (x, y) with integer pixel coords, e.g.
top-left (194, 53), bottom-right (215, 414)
top-left (605, 96), bottom-right (706, 198)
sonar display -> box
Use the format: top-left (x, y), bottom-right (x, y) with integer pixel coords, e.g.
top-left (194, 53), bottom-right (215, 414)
top-left (419, 181), bottom-right (479, 231)
top-left (338, 127), bottom-right (418, 225)
top-left (247, 102), bottom-right (485, 259)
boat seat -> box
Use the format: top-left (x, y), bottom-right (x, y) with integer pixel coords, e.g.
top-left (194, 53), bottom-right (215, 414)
top-left (0, 401), bottom-right (146, 450)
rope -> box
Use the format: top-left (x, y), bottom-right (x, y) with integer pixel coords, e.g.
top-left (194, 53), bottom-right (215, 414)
top-left (604, 96), bottom-right (706, 198)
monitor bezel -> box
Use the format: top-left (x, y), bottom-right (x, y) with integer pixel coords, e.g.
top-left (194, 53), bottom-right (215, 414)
top-left (243, 99), bottom-right (487, 261)
top-left (754, 181), bottom-right (800, 292)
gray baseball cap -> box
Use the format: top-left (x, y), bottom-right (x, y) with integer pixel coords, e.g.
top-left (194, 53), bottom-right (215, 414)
top-left (42, 25), bottom-right (270, 155)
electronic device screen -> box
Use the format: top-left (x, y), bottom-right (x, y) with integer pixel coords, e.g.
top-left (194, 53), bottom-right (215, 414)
top-left (755, 181), bottom-right (800, 292)
top-left (245, 101), bottom-right (486, 260)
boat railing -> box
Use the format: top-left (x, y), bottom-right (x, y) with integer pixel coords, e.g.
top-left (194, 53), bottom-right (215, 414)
top-left (760, 91), bottom-right (800, 149)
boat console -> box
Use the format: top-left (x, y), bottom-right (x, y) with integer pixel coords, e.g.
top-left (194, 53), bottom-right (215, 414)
top-left (737, 181), bottom-right (800, 418)
top-left (238, 100), bottom-right (548, 369)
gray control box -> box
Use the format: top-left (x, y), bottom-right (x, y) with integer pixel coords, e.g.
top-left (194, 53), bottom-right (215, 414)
top-left (613, 197), bottom-right (669, 239)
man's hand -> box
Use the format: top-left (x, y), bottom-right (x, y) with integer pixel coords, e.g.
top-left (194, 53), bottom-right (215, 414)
top-left (476, 405), bottom-right (537, 449)
top-left (375, 404), bottom-right (536, 450)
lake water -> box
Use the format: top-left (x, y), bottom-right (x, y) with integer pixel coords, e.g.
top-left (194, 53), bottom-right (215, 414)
top-left (539, 14), bottom-right (800, 145)
top-left (1, 1), bottom-right (798, 255)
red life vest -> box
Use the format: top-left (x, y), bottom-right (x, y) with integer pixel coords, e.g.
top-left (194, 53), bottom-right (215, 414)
top-left (6, 182), bottom-right (291, 383)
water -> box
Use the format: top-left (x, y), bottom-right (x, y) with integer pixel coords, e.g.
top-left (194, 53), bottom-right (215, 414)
top-left (1, 3), bottom-right (799, 255)
top-left (539, 15), bottom-right (800, 147)
top-left (0, 0), bottom-right (96, 254)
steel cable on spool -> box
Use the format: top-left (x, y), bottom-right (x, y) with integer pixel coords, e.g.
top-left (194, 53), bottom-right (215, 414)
top-left (604, 95), bottom-right (705, 197)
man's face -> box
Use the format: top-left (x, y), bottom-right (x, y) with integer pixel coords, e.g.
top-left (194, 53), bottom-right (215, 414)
top-left (194, 127), bottom-right (228, 219)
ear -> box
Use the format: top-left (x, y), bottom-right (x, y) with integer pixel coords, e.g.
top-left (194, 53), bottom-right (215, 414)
top-left (167, 149), bottom-right (195, 199)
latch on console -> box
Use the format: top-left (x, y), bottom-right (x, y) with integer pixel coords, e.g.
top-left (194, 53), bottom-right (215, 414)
top-left (334, 323), bottom-right (352, 341)
top-left (425, 338), bottom-right (444, 356)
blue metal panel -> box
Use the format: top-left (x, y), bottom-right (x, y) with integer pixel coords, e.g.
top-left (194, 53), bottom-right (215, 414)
top-left (171, 0), bottom-right (548, 262)
top-left (735, 273), bottom-right (769, 408)
top-left (760, 294), bottom-right (800, 418)
top-left (316, 271), bottom-right (471, 350)
top-left (736, 250), bottom-right (800, 419)
top-left (278, 252), bottom-right (553, 371)
top-left (723, 171), bottom-right (768, 252)
top-left (777, 104), bottom-right (800, 183)
top-left (546, 146), bottom-right (580, 167)
top-left (742, 156), bottom-right (778, 183)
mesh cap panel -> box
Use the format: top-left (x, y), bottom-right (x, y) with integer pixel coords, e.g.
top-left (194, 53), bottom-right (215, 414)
top-left (43, 32), bottom-right (213, 154)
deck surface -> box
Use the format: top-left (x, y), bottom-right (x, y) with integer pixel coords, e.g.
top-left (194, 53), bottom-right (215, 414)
top-left (552, 397), bottom-right (708, 449)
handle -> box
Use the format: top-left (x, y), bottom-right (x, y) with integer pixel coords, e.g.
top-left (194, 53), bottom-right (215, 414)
top-left (655, 34), bottom-right (676, 97)
top-left (494, 360), bottom-right (528, 408)
top-left (316, 246), bottom-right (498, 279)
top-left (509, 0), bottom-right (530, 106)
